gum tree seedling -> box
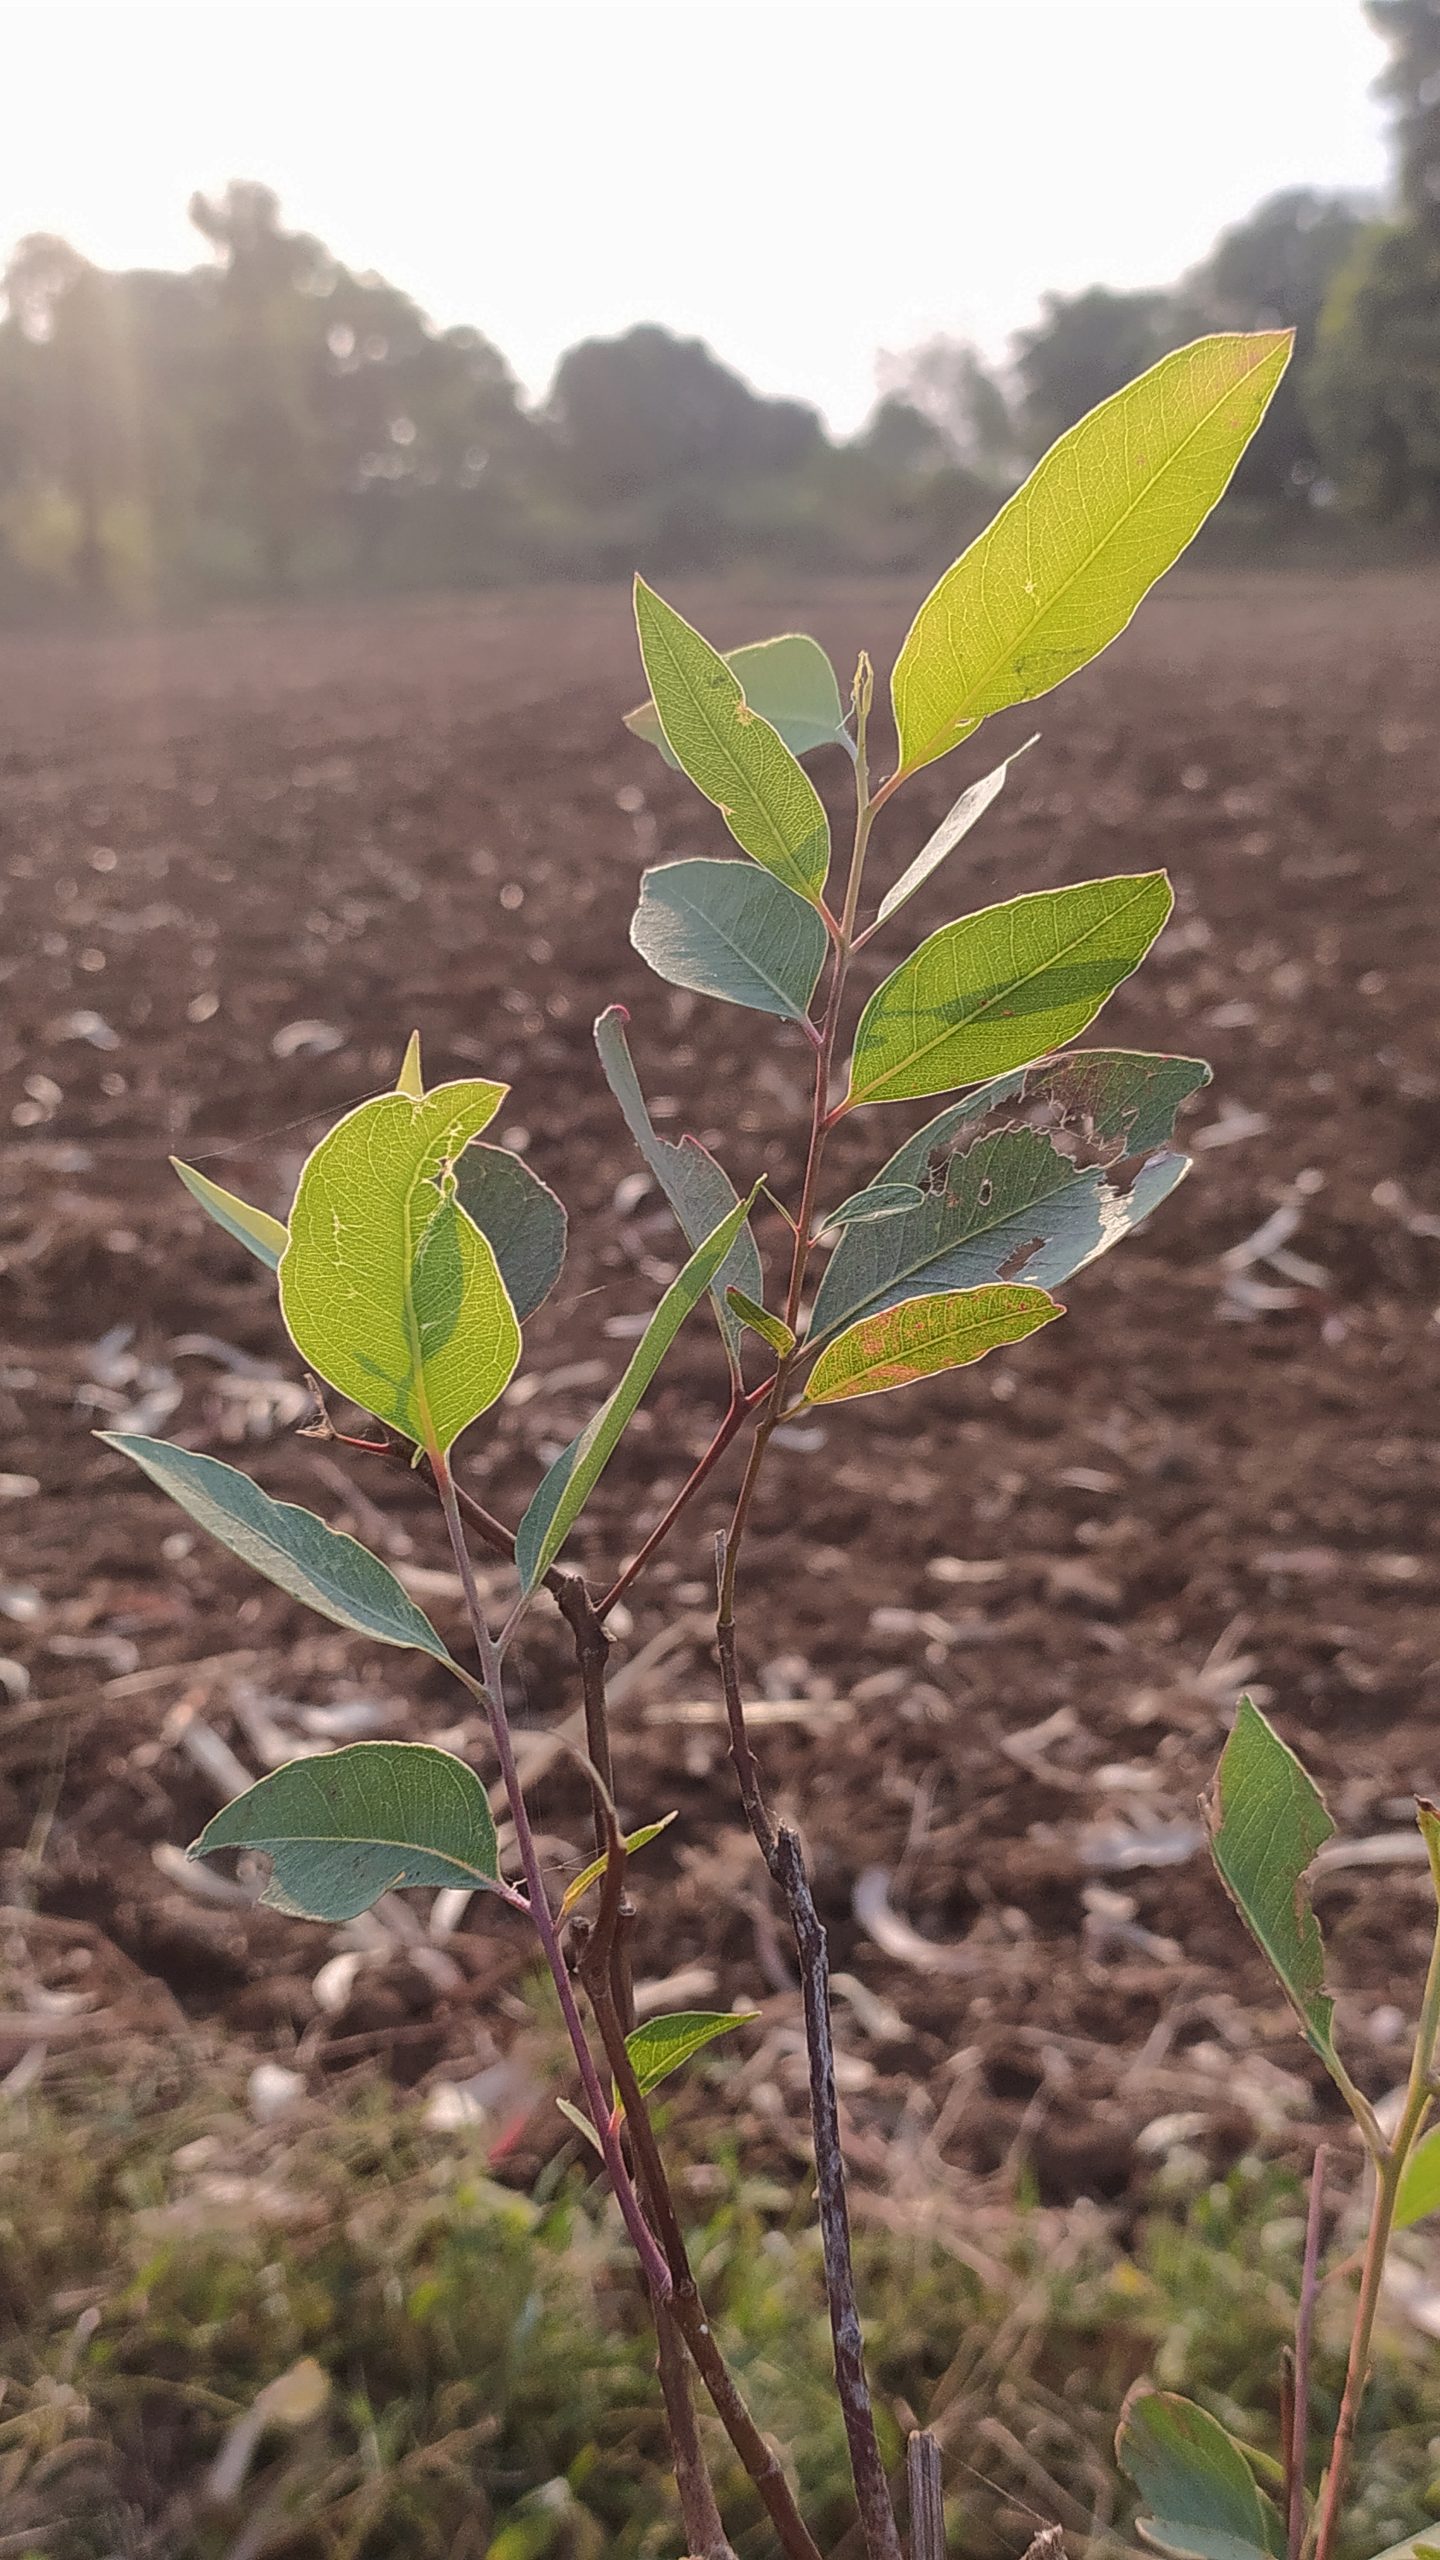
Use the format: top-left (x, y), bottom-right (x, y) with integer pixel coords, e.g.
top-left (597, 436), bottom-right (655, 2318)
top-left (101, 332), bottom-right (1340, 2559)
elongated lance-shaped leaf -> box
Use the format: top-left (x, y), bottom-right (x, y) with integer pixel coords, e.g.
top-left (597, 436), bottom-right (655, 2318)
top-left (809, 1123), bottom-right (1190, 1345)
top-left (627, 630), bottom-right (849, 764)
top-left (633, 579), bottom-right (830, 903)
top-left (100, 1432), bottom-right (459, 1662)
top-left (516, 1185), bottom-right (762, 1590)
top-left (623, 2009), bottom-right (755, 2103)
top-left (891, 332), bottom-right (1292, 779)
top-left (1117, 2388), bottom-right (1284, 2560)
top-left (875, 737), bottom-right (1037, 928)
top-left (171, 1158), bottom-right (288, 1271)
top-left (804, 1284), bottom-right (1059, 1405)
top-left (280, 1080), bottom-right (519, 1459)
top-left (1206, 1698), bottom-right (1342, 2078)
top-left (453, 1143), bottom-right (567, 1324)
top-left (630, 857), bottom-right (829, 1024)
top-left (594, 1006), bottom-right (761, 1371)
top-left (1397, 2124), bottom-right (1440, 2230)
top-left (191, 1742), bottom-right (498, 1923)
top-left (725, 1287), bottom-right (795, 1357)
top-left (846, 872), bottom-right (1173, 1109)
top-left (559, 1813), bottom-right (678, 1923)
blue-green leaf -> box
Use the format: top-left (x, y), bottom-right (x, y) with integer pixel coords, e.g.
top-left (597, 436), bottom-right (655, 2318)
top-left (1206, 1698), bottom-right (1340, 2078)
top-left (453, 1144), bottom-right (567, 1324)
top-left (874, 738), bottom-right (1036, 928)
top-left (1117, 2388), bottom-right (1283, 2560)
top-left (171, 1159), bottom-right (287, 1271)
top-left (631, 858), bottom-right (829, 1024)
top-left (99, 1433), bottom-right (457, 1662)
top-left (191, 1742), bottom-right (498, 1923)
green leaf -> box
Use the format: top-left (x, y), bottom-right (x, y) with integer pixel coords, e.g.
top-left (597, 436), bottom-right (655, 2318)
top-left (279, 1081), bottom-right (520, 1459)
top-left (1397, 2126), bottom-right (1440, 2230)
top-left (594, 1006), bottom-right (762, 1371)
top-left (820, 1183), bottom-right (926, 1231)
top-left (453, 1143), bottom-right (566, 1325)
top-left (630, 858), bottom-right (829, 1024)
top-left (845, 872), bottom-right (1173, 1109)
top-left (1117, 2388), bottom-right (1284, 2560)
top-left (99, 1433), bottom-right (457, 1662)
top-left (171, 1158), bottom-right (288, 1271)
top-left (627, 631), bottom-right (848, 764)
top-left (874, 737), bottom-right (1037, 928)
top-left (891, 332), bottom-right (1292, 779)
top-left (558, 1813), bottom-right (678, 1922)
top-left (804, 1284), bottom-right (1060, 1405)
top-left (633, 579), bottom-right (830, 903)
top-left (809, 1122), bottom-right (1190, 1345)
top-left (516, 1183), bottom-right (763, 1590)
top-left (725, 1287), bottom-right (795, 1356)
top-left (395, 1030), bottom-right (425, 1098)
top-left (556, 2094), bottom-right (604, 2155)
top-left (1206, 1697), bottom-right (1340, 2076)
top-left (191, 1742), bottom-right (498, 1924)
top-left (623, 2009), bottom-right (754, 2102)
top-left (1367, 2531), bottom-right (1440, 2560)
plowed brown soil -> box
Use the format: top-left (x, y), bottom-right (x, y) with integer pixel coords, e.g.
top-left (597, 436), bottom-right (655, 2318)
top-left (3, 571), bottom-right (1438, 2209)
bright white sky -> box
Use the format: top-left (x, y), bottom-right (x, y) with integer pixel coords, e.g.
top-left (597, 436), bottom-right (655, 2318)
top-left (3, 0), bottom-right (1391, 432)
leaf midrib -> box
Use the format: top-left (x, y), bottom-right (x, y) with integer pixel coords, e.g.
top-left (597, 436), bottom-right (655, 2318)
top-left (648, 609), bottom-right (823, 895)
top-left (810, 1134), bottom-right (1093, 1347)
top-left (898, 342), bottom-right (1280, 771)
top-left (658, 870), bottom-right (819, 1020)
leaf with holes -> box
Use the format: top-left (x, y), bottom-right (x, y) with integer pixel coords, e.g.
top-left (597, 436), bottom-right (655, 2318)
top-left (594, 1006), bottom-right (761, 1370)
top-left (875, 737), bottom-right (1036, 927)
top-left (100, 1434), bottom-right (458, 1662)
top-left (891, 332), bottom-right (1292, 779)
top-left (516, 1184), bottom-right (762, 1589)
top-left (633, 580), bottom-right (830, 902)
top-left (1206, 1697), bottom-right (1342, 2079)
top-left (623, 2009), bottom-right (755, 2103)
top-left (627, 630), bottom-right (848, 765)
top-left (171, 1159), bottom-right (288, 1271)
top-left (631, 858), bottom-right (829, 1024)
top-left (809, 1123), bottom-right (1189, 1344)
top-left (191, 1743), bottom-right (499, 1923)
top-left (1117, 2388), bottom-right (1283, 2560)
top-left (453, 1144), bottom-right (566, 1324)
top-left (280, 1081), bottom-right (519, 1458)
top-left (820, 1183), bottom-right (927, 1231)
top-left (804, 1284), bottom-right (1059, 1404)
top-left (846, 873), bottom-right (1173, 1109)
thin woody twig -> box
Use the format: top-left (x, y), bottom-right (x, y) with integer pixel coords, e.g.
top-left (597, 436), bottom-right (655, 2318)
top-left (907, 2431), bottom-right (947, 2560)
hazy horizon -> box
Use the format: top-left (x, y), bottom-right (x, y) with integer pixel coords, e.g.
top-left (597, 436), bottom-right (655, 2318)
top-left (5, 0), bottom-right (1393, 432)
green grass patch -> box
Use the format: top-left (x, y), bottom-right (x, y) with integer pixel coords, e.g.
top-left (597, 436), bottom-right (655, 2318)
top-left (5, 2050), bottom-right (1440, 2558)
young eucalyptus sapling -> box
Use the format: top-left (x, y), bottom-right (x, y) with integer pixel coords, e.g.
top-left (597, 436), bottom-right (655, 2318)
top-left (101, 328), bottom-right (1412, 2560)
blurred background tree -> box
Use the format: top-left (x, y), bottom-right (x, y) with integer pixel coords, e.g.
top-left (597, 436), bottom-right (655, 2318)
top-left (0, 1), bottom-right (1434, 615)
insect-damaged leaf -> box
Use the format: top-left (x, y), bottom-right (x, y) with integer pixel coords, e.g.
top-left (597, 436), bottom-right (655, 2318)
top-left (453, 1144), bottom-right (567, 1324)
top-left (845, 873), bottom-right (1173, 1109)
top-left (631, 858), bottom-right (829, 1024)
top-left (191, 1742), bottom-right (499, 1924)
top-left (594, 1006), bottom-right (761, 1371)
top-left (808, 1084), bottom-right (1198, 1345)
top-left (891, 332), bottom-right (1292, 780)
top-left (515, 1185), bottom-right (762, 1590)
top-left (627, 630), bottom-right (848, 765)
top-left (280, 1081), bottom-right (520, 1459)
top-left (1117, 2388), bottom-right (1283, 2560)
top-left (804, 1284), bottom-right (1059, 1405)
top-left (633, 579), bottom-right (830, 903)
top-left (874, 737), bottom-right (1036, 928)
top-left (1206, 1697), bottom-right (1341, 2078)
top-left (99, 1434), bottom-right (458, 1663)
top-left (171, 1158), bottom-right (288, 1271)
top-left (820, 1183), bottom-right (926, 1231)
top-left (623, 2009), bottom-right (755, 2102)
